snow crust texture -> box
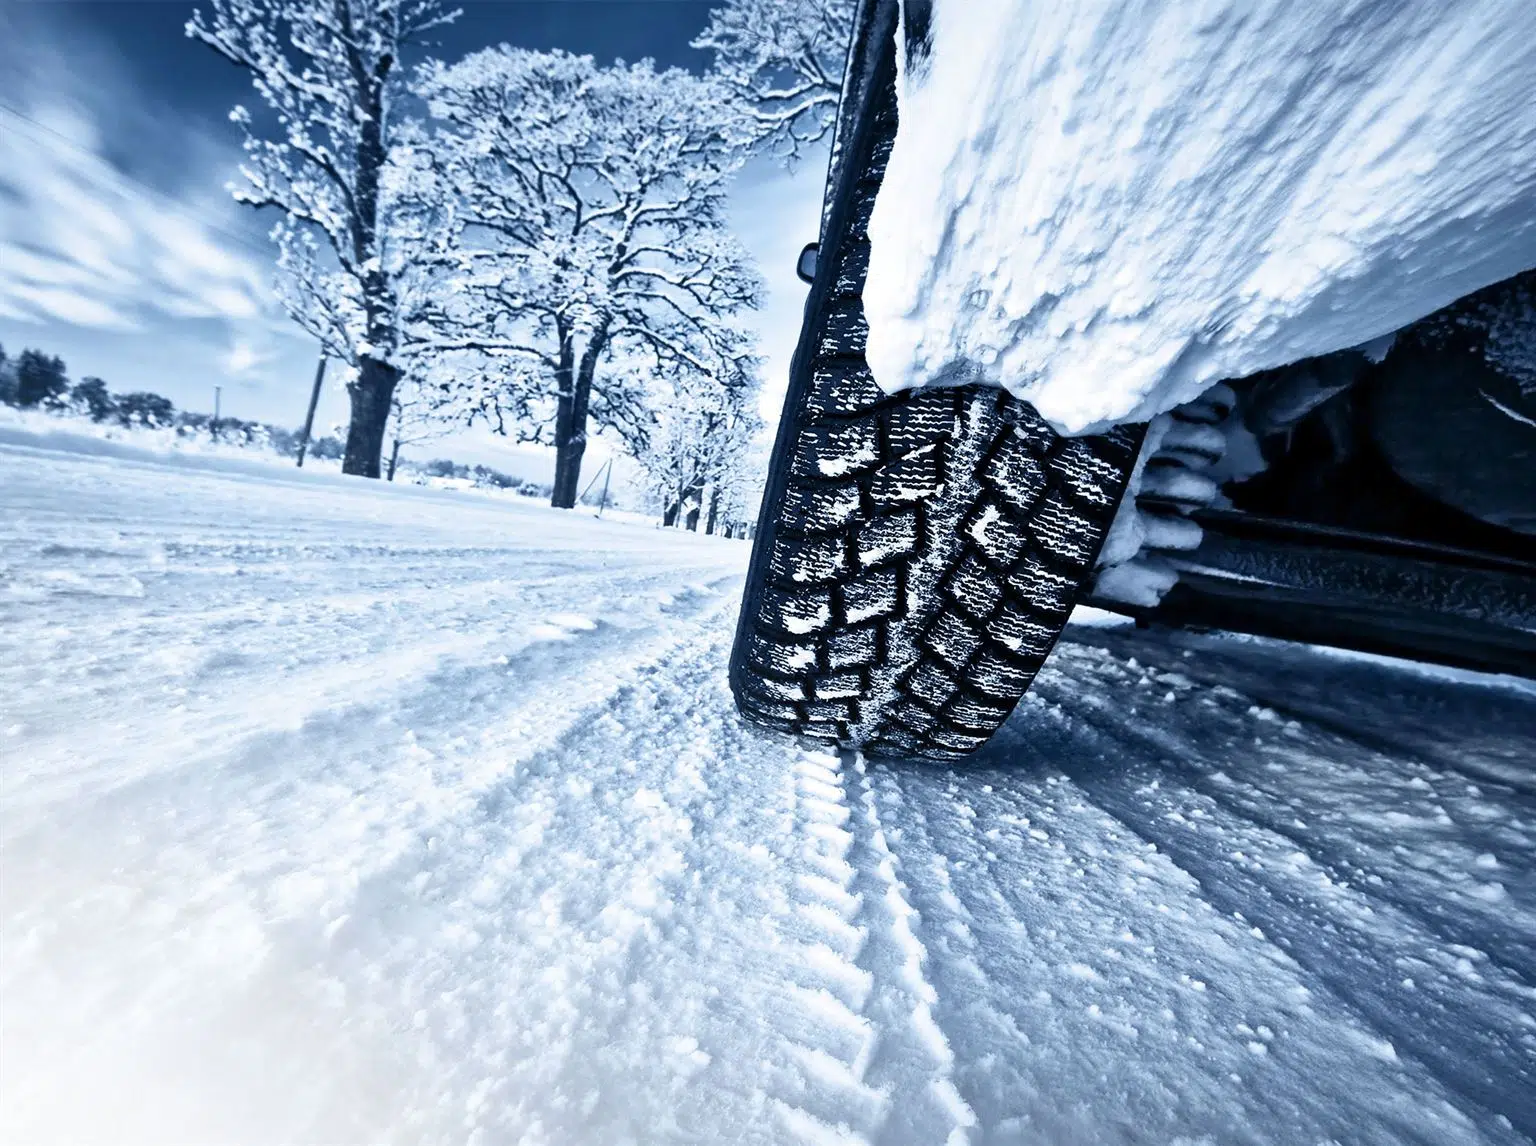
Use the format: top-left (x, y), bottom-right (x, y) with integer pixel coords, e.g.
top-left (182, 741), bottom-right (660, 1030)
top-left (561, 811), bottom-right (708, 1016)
top-left (3, 435), bottom-right (1535, 1144)
top-left (865, 0), bottom-right (1536, 432)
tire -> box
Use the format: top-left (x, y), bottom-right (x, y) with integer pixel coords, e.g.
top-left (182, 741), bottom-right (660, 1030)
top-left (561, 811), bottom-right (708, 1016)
top-left (729, 4), bottom-right (1143, 761)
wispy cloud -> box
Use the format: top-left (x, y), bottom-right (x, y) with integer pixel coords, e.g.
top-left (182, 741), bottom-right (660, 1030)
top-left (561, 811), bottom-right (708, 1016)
top-left (0, 0), bottom-right (284, 337)
top-left (223, 336), bottom-right (275, 377)
top-left (0, 6), bottom-right (326, 423)
top-left (0, 100), bottom-right (274, 332)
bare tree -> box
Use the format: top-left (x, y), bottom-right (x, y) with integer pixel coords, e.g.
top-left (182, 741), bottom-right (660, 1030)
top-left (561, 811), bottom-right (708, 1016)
top-left (641, 344), bottom-right (762, 532)
top-left (414, 49), bottom-right (763, 508)
top-left (188, 0), bottom-right (457, 477)
top-left (693, 0), bottom-right (856, 160)
top-left (383, 369), bottom-right (455, 480)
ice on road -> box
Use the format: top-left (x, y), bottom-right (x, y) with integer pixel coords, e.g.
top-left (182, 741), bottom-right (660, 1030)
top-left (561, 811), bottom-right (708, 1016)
top-left (3, 439), bottom-right (1533, 1145)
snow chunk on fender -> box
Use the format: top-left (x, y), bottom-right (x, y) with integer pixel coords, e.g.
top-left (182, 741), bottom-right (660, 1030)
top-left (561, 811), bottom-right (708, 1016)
top-left (864, 0), bottom-right (1536, 433)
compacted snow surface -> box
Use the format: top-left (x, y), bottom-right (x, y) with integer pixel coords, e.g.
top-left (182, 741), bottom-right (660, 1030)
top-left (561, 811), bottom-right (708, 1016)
top-left (865, 0), bottom-right (1536, 432)
top-left (3, 437), bottom-right (1535, 1144)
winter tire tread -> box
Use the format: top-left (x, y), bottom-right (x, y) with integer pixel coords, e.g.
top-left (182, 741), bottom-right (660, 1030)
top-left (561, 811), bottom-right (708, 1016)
top-left (730, 2), bottom-right (1142, 760)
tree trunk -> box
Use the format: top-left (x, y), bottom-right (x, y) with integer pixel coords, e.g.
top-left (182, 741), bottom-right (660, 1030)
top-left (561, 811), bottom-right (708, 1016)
top-left (342, 356), bottom-right (399, 478)
top-left (684, 481), bottom-right (704, 532)
top-left (550, 329), bottom-right (577, 507)
top-left (662, 497), bottom-right (680, 527)
top-left (552, 323), bottom-right (607, 509)
top-left (551, 404), bottom-right (586, 507)
top-left (340, 35), bottom-right (399, 481)
top-left (705, 487), bottom-right (720, 535)
top-left (386, 435), bottom-right (402, 481)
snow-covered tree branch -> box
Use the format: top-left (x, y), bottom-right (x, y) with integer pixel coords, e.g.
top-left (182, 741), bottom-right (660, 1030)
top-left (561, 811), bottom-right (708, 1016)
top-left (188, 0), bottom-right (459, 478)
top-left (382, 367), bottom-right (455, 480)
top-left (640, 342), bottom-right (764, 533)
top-left (693, 0), bottom-right (856, 161)
top-left (415, 48), bottom-right (764, 508)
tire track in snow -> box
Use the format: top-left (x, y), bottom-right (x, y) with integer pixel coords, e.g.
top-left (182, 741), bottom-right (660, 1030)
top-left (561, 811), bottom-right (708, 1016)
top-left (833, 752), bottom-right (976, 1146)
top-left (293, 617), bottom-right (917, 1145)
top-left (2, 563), bottom-right (725, 786)
top-left (393, 622), bottom-right (750, 1144)
top-left (2, 571), bottom-right (739, 835)
top-left (1036, 642), bottom-right (1536, 981)
top-left (1, 559), bottom-right (653, 668)
top-left (1012, 657), bottom-right (1532, 1143)
top-left (740, 744), bottom-right (977, 1146)
top-left (1061, 629), bottom-right (1536, 801)
top-left (1047, 747), bottom-right (1536, 1141)
top-left (860, 765), bottom-right (1040, 1140)
top-left (886, 735), bottom-right (1498, 1146)
top-left (5, 586), bottom-right (755, 1146)
top-left (1048, 672), bottom-right (1536, 988)
top-left (16, 573), bottom-right (737, 847)
top-left (765, 749), bottom-right (886, 1145)
top-left (1, 587), bottom-right (746, 1070)
top-left (1214, 688), bottom-right (1536, 807)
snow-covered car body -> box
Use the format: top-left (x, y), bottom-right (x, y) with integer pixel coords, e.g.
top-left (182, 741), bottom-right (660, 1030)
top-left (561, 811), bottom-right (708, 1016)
top-left (731, 0), bottom-right (1535, 761)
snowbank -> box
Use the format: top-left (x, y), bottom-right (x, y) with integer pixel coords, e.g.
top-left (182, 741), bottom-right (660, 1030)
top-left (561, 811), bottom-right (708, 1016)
top-left (0, 406), bottom-right (339, 474)
top-left (864, 0), bottom-right (1536, 433)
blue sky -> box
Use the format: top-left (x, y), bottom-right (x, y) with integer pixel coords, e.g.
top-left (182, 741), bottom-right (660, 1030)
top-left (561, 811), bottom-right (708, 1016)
top-left (0, 0), bottom-right (824, 478)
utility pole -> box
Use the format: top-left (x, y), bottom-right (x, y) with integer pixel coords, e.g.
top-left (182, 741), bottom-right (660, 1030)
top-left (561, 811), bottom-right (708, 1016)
top-left (212, 385), bottom-right (222, 441)
top-left (296, 354), bottom-right (327, 467)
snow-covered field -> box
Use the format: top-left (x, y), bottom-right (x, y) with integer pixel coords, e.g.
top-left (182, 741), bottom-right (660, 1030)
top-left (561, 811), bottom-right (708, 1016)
top-left (3, 436), bottom-right (1533, 1145)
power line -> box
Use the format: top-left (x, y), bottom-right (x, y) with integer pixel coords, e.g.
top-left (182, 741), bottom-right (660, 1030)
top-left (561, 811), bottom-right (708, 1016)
top-left (0, 99), bottom-right (275, 259)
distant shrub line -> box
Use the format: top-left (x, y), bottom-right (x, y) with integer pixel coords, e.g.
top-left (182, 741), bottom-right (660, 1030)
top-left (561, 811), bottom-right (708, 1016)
top-left (0, 341), bottom-right (348, 459)
top-left (0, 341), bottom-right (553, 494)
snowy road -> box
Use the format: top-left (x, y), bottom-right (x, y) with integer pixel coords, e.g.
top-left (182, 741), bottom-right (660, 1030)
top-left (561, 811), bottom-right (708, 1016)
top-left (3, 439), bottom-right (1533, 1145)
